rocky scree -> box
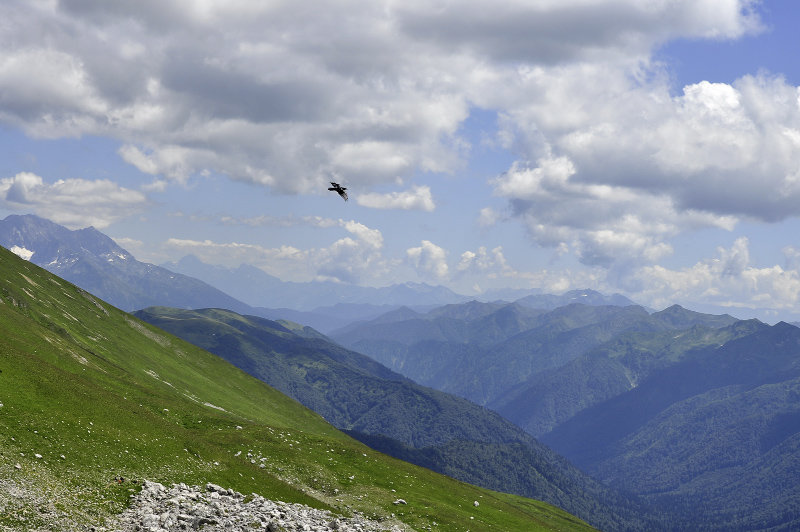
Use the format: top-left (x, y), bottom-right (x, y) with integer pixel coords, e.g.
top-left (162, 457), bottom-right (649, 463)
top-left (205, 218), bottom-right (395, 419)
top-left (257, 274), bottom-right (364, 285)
top-left (114, 480), bottom-right (409, 531)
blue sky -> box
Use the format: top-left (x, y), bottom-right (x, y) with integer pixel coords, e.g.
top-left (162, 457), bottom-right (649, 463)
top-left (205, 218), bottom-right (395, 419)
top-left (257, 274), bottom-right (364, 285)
top-left (2, 0), bottom-right (800, 322)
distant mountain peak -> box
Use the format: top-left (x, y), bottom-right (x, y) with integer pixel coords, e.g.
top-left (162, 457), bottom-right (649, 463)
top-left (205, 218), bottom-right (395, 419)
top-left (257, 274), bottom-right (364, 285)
top-left (652, 304), bottom-right (738, 329)
top-left (0, 213), bottom-right (130, 265)
top-left (515, 289), bottom-right (637, 310)
top-left (0, 214), bottom-right (253, 313)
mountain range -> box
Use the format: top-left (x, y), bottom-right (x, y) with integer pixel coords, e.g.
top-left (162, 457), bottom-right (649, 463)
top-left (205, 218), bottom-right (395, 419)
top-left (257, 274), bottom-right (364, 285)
top-left (0, 242), bottom-right (592, 531)
top-left (5, 213), bottom-right (800, 530)
top-left (0, 214), bottom-right (638, 333)
top-left (133, 305), bottom-right (654, 531)
top-left (329, 301), bottom-right (723, 409)
top-left (332, 299), bottom-right (800, 530)
top-left (541, 319), bottom-right (800, 530)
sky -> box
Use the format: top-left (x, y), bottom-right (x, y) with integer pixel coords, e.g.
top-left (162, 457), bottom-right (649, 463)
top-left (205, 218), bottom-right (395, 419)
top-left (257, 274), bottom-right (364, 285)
top-left (2, 0), bottom-right (800, 322)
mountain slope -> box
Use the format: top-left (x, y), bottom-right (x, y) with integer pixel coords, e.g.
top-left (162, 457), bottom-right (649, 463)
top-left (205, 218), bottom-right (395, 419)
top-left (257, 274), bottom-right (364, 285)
top-left (491, 318), bottom-right (759, 436)
top-left (334, 303), bottom-right (662, 406)
top-left (134, 305), bottom-right (657, 531)
top-left (133, 307), bottom-right (520, 448)
top-left (0, 244), bottom-right (592, 531)
top-left (0, 214), bottom-right (253, 313)
top-left (541, 321), bottom-right (800, 531)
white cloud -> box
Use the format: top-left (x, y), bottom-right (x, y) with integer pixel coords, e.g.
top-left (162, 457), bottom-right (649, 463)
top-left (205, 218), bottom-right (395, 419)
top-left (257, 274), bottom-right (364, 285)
top-left (0, 0), bottom-right (764, 199)
top-left (407, 240), bottom-right (449, 281)
top-left (5, 0), bottom-right (796, 311)
top-left (457, 246), bottom-right (513, 277)
top-left (486, 64), bottom-right (800, 268)
top-left (393, 0), bottom-right (761, 64)
top-left (627, 237), bottom-right (800, 313)
top-left (356, 185), bottom-right (436, 211)
top-left (494, 71), bottom-right (800, 225)
top-left (478, 207), bottom-right (500, 227)
top-left (161, 219), bottom-right (390, 284)
top-left (0, 172), bottom-right (148, 229)
top-left (341, 220), bottom-right (384, 249)
top-left (490, 157), bottom-right (736, 267)
top-left (0, 47), bottom-right (108, 138)
top-left (164, 237), bottom-right (311, 277)
top-left (219, 214), bottom-right (340, 229)
top-left (0, 0), bottom-right (473, 192)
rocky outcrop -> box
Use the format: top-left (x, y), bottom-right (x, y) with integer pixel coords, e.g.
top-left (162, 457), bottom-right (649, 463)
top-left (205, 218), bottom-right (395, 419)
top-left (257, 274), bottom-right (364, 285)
top-left (114, 480), bottom-right (409, 531)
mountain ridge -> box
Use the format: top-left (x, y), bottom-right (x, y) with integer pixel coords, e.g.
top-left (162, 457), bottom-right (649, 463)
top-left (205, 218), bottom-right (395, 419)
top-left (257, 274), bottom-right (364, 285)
top-left (133, 305), bottom-right (657, 531)
top-left (0, 241), bottom-right (593, 531)
top-left (0, 214), bottom-right (254, 314)
top-left (538, 320), bottom-right (800, 530)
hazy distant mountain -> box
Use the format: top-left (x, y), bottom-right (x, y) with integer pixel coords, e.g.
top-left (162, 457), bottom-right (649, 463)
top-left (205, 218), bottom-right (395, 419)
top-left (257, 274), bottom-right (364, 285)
top-left (163, 254), bottom-right (470, 310)
top-left (335, 301), bottom-right (741, 425)
top-left (491, 309), bottom-right (750, 436)
top-left (541, 320), bottom-right (800, 530)
top-left (334, 297), bottom-right (800, 529)
top-left (0, 214), bottom-right (252, 313)
top-left (514, 289), bottom-right (638, 310)
top-left (252, 303), bottom-right (404, 333)
top-left (332, 301), bottom-right (656, 406)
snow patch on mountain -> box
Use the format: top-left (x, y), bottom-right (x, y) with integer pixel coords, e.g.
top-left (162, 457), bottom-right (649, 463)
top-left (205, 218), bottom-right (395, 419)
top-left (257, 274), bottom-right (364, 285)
top-left (10, 245), bottom-right (33, 261)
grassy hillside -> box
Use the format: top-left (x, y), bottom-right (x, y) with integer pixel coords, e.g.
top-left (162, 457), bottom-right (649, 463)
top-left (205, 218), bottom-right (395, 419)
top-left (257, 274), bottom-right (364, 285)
top-left (132, 306), bottom-right (546, 448)
top-left (133, 306), bottom-right (657, 531)
top-left (0, 246), bottom-right (593, 531)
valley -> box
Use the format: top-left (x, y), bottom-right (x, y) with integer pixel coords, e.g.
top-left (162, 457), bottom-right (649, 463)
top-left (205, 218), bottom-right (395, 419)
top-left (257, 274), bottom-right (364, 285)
top-left (3, 215), bottom-right (800, 531)
top-left (0, 245), bottom-right (592, 531)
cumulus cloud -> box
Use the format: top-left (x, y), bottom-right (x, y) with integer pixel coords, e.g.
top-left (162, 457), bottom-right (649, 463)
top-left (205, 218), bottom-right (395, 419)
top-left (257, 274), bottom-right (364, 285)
top-left (477, 207), bottom-right (500, 227)
top-left (407, 240), bottom-right (450, 281)
top-left (490, 156), bottom-right (738, 267)
top-left (164, 237), bottom-right (307, 270)
top-left (162, 219), bottom-right (390, 284)
top-left (394, 0), bottom-right (761, 64)
top-left (457, 246), bottom-right (514, 277)
top-left (487, 65), bottom-right (800, 267)
top-left (626, 237), bottom-right (800, 313)
top-left (0, 172), bottom-right (148, 229)
top-left (3, 0), bottom-right (793, 294)
top-left (0, 0), bottom-right (472, 192)
top-left (0, 0), bottom-right (766, 200)
top-left (356, 185), bottom-right (436, 211)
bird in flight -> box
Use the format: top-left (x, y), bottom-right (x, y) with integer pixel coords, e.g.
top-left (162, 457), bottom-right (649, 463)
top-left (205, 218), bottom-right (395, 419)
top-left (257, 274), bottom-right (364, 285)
top-left (328, 182), bottom-right (348, 201)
